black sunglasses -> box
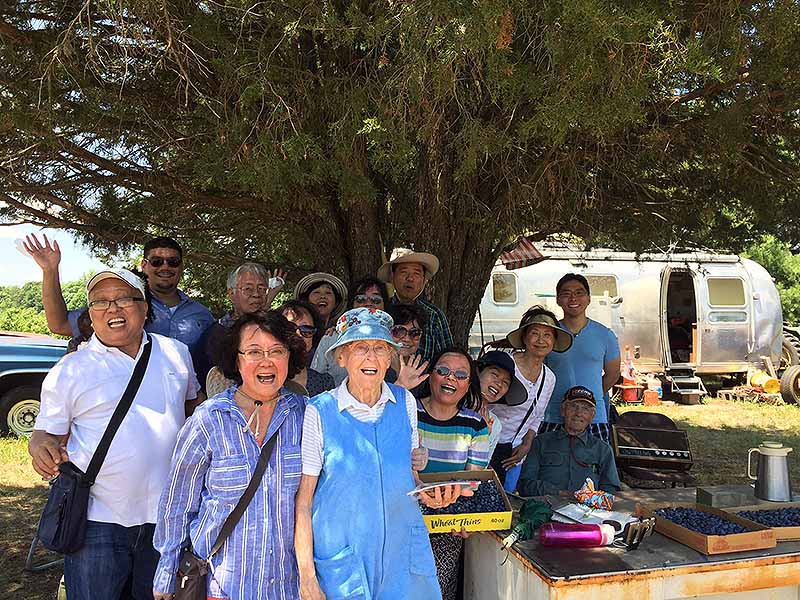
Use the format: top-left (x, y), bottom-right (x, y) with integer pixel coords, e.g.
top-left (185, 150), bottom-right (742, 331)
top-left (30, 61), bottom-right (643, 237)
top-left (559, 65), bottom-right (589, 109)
top-left (391, 325), bottom-right (423, 340)
top-left (144, 256), bottom-right (182, 268)
top-left (353, 293), bottom-right (384, 305)
top-left (295, 324), bottom-right (317, 338)
top-left (433, 365), bottom-right (470, 381)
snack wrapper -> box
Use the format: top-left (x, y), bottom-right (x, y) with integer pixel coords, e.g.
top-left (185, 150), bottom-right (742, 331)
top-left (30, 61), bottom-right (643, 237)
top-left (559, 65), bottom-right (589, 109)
top-left (574, 478), bottom-right (614, 510)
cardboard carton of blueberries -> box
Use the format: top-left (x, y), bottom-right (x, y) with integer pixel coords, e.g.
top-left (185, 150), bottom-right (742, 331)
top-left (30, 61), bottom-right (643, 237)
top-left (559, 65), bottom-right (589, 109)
top-left (727, 502), bottom-right (800, 542)
top-left (637, 502), bottom-right (776, 555)
top-left (418, 469), bottom-right (513, 534)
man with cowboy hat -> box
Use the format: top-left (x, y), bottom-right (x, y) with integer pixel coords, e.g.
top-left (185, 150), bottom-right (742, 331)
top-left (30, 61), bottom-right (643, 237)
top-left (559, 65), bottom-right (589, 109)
top-left (517, 386), bottom-right (621, 497)
top-left (377, 248), bottom-right (453, 364)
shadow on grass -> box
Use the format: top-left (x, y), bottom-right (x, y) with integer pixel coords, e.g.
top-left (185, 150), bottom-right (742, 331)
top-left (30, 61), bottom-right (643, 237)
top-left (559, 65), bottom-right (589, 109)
top-left (0, 484), bottom-right (61, 600)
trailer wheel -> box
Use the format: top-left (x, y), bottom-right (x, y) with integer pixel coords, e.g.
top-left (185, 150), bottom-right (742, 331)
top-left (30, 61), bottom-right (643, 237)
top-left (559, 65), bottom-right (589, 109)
top-left (782, 335), bottom-right (800, 369)
top-left (780, 366), bottom-right (800, 404)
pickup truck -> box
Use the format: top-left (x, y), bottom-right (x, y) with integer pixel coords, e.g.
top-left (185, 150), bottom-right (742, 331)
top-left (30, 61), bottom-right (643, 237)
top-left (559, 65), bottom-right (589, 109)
top-left (0, 331), bottom-right (67, 437)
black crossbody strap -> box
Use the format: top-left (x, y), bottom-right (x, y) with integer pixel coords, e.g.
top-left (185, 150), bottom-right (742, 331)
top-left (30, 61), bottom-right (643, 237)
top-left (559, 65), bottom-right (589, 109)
top-left (208, 421), bottom-right (281, 559)
top-left (84, 334), bottom-right (152, 484)
top-left (511, 366), bottom-right (547, 444)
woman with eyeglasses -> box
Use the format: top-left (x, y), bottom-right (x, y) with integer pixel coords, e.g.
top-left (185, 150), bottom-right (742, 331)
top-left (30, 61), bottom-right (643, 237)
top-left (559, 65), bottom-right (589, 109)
top-left (417, 348), bottom-right (489, 600)
top-left (295, 308), bottom-right (469, 600)
top-left (279, 300), bottom-right (335, 396)
top-left (154, 311), bottom-right (307, 600)
top-left (310, 275), bottom-right (391, 385)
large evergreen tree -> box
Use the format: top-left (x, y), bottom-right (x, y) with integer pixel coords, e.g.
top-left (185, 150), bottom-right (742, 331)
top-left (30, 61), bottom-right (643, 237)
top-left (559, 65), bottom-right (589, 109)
top-left (1, 1), bottom-right (799, 341)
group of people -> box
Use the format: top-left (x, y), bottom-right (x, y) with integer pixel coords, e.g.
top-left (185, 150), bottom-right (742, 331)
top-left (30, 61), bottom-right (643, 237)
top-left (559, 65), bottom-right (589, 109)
top-left (23, 233), bottom-right (624, 600)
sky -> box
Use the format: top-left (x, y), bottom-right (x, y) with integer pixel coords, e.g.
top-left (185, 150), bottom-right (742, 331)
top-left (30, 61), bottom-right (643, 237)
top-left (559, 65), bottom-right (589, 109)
top-left (0, 224), bottom-right (109, 286)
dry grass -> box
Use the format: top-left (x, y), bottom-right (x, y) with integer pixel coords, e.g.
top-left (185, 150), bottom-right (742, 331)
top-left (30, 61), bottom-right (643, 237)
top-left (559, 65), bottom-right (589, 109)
top-left (1, 397), bottom-right (799, 598)
top-left (0, 437), bottom-right (61, 600)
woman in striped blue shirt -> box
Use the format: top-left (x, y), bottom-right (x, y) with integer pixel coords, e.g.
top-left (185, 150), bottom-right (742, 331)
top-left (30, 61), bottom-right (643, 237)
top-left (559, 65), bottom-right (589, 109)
top-left (418, 348), bottom-right (489, 600)
top-left (153, 311), bottom-right (307, 600)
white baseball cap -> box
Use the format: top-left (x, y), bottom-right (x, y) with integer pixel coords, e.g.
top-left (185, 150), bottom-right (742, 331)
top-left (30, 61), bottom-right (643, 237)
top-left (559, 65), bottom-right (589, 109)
top-left (86, 268), bottom-right (147, 298)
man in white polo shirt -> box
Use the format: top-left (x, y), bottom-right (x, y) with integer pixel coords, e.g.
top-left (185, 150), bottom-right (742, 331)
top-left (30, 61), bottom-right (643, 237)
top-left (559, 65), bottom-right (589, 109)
top-left (28, 268), bottom-right (199, 600)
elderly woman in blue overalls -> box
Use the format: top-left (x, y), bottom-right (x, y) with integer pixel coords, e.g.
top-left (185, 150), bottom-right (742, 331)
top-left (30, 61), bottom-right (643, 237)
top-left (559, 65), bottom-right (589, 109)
top-left (294, 308), bottom-right (464, 600)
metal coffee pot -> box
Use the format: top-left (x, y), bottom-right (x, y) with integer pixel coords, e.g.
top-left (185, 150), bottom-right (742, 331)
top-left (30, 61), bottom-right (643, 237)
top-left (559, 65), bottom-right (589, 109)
top-left (747, 441), bottom-right (793, 502)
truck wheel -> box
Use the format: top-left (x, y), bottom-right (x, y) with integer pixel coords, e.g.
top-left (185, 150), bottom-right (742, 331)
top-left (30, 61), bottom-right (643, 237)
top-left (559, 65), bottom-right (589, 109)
top-left (780, 366), bottom-right (800, 405)
top-left (0, 385), bottom-right (41, 437)
top-left (782, 335), bottom-right (800, 369)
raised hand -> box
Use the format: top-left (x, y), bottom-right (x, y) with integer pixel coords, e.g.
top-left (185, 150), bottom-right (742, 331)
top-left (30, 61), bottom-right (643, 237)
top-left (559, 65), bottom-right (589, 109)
top-left (266, 268), bottom-right (288, 306)
top-left (22, 233), bottom-right (61, 273)
top-left (397, 354), bottom-right (429, 390)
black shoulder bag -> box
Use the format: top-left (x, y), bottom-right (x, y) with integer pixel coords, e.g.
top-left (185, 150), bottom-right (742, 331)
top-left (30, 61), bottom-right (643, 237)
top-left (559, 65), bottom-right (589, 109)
top-left (37, 335), bottom-right (153, 554)
top-left (174, 426), bottom-right (280, 600)
top-left (510, 367), bottom-right (547, 445)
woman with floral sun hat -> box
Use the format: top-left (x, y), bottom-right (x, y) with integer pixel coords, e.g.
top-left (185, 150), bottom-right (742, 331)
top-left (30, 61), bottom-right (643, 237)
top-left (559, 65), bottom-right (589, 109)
top-left (294, 307), bottom-right (468, 600)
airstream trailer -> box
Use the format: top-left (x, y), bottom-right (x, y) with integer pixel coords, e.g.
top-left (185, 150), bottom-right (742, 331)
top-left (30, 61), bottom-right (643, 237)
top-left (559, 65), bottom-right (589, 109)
top-left (469, 248), bottom-right (785, 397)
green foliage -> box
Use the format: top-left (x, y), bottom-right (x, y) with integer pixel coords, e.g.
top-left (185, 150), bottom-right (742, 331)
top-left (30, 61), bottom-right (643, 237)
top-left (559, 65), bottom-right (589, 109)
top-left (744, 235), bottom-right (800, 323)
top-left (0, 307), bottom-right (50, 335)
top-left (1, 0), bottom-right (799, 341)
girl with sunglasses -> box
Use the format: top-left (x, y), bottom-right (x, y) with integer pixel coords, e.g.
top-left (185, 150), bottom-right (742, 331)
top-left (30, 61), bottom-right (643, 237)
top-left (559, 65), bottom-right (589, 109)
top-left (417, 348), bottom-right (489, 600)
top-left (386, 303), bottom-right (430, 396)
top-left (279, 300), bottom-right (335, 396)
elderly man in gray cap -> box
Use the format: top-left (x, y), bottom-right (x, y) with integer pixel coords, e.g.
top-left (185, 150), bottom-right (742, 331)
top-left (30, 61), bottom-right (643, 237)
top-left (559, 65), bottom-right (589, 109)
top-left (377, 248), bottom-right (453, 365)
top-left (28, 268), bottom-right (200, 600)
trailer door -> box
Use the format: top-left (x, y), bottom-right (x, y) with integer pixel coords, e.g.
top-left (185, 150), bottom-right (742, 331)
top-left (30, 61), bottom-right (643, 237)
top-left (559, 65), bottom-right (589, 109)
top-left (700, 275), bottom-right (752, 366)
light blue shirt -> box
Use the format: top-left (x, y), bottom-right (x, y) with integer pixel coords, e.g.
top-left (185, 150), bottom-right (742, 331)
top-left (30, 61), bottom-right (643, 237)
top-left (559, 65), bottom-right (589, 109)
top-left (544, 319), bottom-right (620, 424)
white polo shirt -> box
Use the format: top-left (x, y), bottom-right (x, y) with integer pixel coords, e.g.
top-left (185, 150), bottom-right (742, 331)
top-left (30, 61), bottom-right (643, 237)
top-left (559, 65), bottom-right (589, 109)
top-left (35, 333), bottom-right (199, 526)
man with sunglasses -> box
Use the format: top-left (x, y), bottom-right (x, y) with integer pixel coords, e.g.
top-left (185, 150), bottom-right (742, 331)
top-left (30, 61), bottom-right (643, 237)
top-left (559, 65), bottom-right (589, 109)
top-left (24, 234), bottom-right (215, 357)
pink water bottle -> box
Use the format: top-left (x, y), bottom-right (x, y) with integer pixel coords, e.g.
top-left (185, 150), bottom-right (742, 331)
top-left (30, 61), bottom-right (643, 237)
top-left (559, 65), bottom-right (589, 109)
top-left (539, 523), bottom-right (616, 547)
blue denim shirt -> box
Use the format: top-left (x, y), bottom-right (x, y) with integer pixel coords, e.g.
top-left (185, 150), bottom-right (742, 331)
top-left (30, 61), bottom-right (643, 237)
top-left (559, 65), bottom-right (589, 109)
top-left (68, 289), bottom-right (213, 354)
top-left (153, 387), bottom-right (305, 600)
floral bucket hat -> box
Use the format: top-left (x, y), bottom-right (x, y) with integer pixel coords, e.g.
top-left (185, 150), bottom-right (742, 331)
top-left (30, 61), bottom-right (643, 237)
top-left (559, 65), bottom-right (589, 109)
top-left (325, 307), bottom-right (401, 357)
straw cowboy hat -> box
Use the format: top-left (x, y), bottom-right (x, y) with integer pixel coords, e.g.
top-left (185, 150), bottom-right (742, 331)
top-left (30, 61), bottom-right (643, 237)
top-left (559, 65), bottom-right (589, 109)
top-left (377, 248), bottom-right (440, 283)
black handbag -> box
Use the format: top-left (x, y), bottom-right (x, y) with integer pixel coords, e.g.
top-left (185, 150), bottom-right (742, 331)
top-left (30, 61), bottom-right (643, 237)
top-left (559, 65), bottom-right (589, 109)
top-left (175, 424), bottom-right (280, 600)
top-left (37, 335), bottom-right (153, 554)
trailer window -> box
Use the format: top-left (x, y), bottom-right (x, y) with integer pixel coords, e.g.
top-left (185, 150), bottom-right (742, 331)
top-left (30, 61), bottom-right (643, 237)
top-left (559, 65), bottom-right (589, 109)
top-left (707, 278), bottom-right (745, 307)
top-left (585, 275), bottom-right (618, 297)
top-left (492, 273), bottom-right (517, 304)
top-left (709, 311), bottom-right (747, 323)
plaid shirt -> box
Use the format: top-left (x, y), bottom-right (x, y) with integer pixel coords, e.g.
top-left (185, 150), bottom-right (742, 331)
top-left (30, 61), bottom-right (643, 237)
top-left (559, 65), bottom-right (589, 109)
top-left (153, 387), bottom-right (305, 600)
top-left (391, 294), bottom-right (453, 364)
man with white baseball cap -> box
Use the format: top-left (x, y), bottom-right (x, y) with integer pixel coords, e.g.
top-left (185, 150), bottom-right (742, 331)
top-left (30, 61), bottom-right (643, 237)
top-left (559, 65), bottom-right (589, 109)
top-left (28, 267), bottom-right (200, 600)
top-left (377, 248), bottom-right (453, 364)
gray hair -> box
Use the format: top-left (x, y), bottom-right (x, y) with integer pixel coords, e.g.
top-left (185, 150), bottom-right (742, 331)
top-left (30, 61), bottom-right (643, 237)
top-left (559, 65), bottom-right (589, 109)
top-left (226, 262), bottom-right (269, 290)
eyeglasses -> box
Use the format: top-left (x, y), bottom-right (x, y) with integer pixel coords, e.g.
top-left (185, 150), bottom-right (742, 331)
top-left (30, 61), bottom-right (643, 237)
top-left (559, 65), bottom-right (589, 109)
top-left (353, 294), bottom-right (384, 306)
top-left (238, 346), bottom-right (289, 362)
top-left (349, 343), bottom-right (391, 358)
top-left (391, 325), bottom-right (423, 340)
top-left (433, 365), bottom-right (470, 380)
top-left (295, 324), bottom-right (317, 338)
top-left (557, 290), bottom-right (588, 299)
top-left (236, 285), bottom-right (268, 297)
top-left (143, 256), bottom-right (182, 268)
top-left (88, 296), bottom-right (146, 311)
